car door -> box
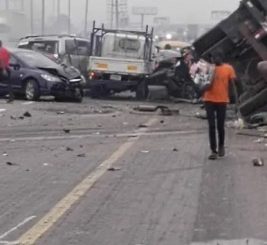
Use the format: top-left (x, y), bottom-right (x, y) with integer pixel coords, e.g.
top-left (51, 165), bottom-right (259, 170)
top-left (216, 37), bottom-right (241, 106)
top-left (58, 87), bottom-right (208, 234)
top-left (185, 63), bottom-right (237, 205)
top-left (9, 55), bottom-right (24, 92)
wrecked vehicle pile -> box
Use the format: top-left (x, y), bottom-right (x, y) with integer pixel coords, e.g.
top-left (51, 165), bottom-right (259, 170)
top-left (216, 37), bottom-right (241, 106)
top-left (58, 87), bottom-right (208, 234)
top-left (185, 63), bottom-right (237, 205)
top-left (193, 0), bottom-right (267, 124)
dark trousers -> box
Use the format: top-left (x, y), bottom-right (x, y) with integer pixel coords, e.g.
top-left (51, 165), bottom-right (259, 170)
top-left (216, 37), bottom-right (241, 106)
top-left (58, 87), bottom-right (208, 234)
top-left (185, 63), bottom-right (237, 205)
top-left (205, 102), bottom-right (227, 153)
top-left (0, 68), bottom-right (14, 100)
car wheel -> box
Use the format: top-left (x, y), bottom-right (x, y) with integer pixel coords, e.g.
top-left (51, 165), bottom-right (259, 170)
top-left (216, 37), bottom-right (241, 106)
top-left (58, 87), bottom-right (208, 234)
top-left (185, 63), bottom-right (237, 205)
top-left (25, 79), bottom-right (40, 101)
top-left (73, 88), bottom-right (83, 103)
top-left (136, 80), bottom-right (149, 100)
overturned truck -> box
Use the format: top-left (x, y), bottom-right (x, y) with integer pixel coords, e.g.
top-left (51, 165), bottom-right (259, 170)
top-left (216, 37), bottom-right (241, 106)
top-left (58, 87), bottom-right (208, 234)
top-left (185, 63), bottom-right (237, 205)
top-left (193, 0), bottom-right (267, 119)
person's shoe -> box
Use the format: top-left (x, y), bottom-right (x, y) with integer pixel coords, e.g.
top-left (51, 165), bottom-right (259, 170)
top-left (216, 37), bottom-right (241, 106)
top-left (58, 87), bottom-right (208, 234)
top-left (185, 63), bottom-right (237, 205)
top-left (218, 146), bottom-right (225, 157)
top-left (208, 152), bottom-right (218, 160)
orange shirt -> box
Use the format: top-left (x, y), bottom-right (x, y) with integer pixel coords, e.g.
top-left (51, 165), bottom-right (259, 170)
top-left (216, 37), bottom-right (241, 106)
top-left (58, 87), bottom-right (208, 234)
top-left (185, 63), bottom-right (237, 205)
top-left (203, 63), bottom-right (236, 103)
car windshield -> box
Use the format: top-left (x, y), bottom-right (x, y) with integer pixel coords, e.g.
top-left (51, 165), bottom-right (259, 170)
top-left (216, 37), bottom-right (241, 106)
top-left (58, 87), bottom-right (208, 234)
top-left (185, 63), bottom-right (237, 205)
top-left (15, 51), bottom-right (57, 68)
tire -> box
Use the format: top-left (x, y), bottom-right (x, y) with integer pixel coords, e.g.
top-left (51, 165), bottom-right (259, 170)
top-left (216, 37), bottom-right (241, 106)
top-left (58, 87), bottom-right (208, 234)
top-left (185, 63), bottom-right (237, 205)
top-left (73, 88), bottom-right (83, 103)
top-left (25, 79), bottom-right (40, 101)
top-left (136, 80), bottom-right (149, 100)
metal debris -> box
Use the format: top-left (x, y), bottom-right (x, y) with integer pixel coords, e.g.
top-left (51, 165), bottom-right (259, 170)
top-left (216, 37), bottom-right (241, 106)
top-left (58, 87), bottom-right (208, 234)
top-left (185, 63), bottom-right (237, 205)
top-left (6, 162), bottom-right (18, 166)
top-left (23, 111), bottom-right (32, 117)
top-left (108, 167), bottom-right (121, 171)
top-left (252, 158), bottom-right (264, 167)
top-left (77, 153), bottom-right (86, 157)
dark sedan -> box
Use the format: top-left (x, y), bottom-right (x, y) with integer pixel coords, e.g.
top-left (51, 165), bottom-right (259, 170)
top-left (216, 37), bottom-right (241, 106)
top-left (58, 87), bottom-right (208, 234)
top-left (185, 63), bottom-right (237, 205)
top-left (1, 49), bottom-right (85, 102)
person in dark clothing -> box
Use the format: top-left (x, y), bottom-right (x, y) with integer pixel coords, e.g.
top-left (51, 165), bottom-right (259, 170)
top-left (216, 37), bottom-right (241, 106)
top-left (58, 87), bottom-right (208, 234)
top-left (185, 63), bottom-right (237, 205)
top-left (0, 41), bottom-right (13, 103)
top-left (203, 52), bottom-right (236, 160)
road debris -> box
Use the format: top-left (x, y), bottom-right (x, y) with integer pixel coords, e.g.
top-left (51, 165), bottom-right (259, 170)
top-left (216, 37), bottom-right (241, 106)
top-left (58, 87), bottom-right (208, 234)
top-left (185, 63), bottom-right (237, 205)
top-left (173, 148), bottom-right (178, 152)
top-left (63, 129), bottom-right (71, 134)
top-left (141, 150), bottom-right (150, 154)
top-left (23, 111), bottom-right (32, 117)
top-left (57, 111), bottom-right (65, 115)
top-left (108, 167), bottom-right (121, 171)
top-left (138, 124), bottom-right (148, 128)
top-left (2, 152), bottom-right (8, 156)
top-left (6, 162), bottom-right (18, 166)
top-left (77, 153), bottom-right (86, 157)
top-left (66, 147), bottom-right (74, 151)
top-left (252, 158), bottom-right (264, 167)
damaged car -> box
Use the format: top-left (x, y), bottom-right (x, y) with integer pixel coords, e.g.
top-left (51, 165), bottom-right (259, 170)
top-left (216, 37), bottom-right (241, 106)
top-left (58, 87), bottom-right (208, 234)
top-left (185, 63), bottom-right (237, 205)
top-left (4, 49), bottom-right (85, 102)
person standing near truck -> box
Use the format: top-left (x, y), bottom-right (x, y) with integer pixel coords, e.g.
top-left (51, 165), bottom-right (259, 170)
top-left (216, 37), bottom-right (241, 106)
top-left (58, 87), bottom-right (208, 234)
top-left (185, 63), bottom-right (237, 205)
top-left (0, 41), bottom-right (14, 103)
top-left (203, 52), bottom-right (236, 160)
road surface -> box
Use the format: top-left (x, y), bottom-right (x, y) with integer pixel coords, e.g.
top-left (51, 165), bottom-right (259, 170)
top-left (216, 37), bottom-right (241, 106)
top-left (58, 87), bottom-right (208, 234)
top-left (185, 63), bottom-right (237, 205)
top-left (0, 97), bottom-right (266, 245)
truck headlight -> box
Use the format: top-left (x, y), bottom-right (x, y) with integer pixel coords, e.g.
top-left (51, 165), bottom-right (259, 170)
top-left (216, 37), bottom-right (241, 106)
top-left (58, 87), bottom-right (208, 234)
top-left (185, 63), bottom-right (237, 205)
top-left (41, 74), bottom-right (61, 82)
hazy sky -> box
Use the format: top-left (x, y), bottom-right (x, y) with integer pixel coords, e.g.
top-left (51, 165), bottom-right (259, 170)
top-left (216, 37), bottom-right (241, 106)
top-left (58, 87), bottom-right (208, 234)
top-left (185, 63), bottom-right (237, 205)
top-left (43, 0), bottom-right (240, 25)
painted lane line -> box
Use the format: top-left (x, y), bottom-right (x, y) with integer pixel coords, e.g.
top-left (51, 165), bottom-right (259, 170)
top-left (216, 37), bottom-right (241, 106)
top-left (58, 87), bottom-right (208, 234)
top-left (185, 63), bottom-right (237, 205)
top-left (0, 129), bottom-right (204, 143)
top-left (0, 241), bottom-right (19, 245)
top-left (17, 117), bottom-right (157, 245)
top-left (0, 216), bottom-right (36, 240)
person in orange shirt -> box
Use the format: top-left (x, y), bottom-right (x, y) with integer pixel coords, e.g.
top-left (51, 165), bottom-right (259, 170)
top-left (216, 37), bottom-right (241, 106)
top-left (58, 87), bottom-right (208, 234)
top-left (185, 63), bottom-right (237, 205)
top-left (203, 52), bottom-right (236, 160)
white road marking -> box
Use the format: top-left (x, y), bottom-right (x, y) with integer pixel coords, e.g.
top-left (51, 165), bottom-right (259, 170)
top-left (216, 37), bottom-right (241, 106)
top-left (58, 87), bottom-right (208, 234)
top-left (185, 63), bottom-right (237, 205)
top-left (0, 129), bottom-right (205, 143)
top-left (0, 241), bottom-right (19, 244)
top-left (21, 102), bottom-right (34, 105)
top-left (18, 118), bottom-right (158, 245)
top-left (0, 216), bottom-right (36, 240)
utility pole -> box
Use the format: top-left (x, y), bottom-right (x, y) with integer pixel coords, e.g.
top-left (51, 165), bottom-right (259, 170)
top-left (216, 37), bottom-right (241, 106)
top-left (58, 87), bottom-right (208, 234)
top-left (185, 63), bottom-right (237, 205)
top-left (30, 0), bottom-right (34, 34)
top-left (115, 0), bottom-right (119, 29)
top-left (57, 0), bottom-right (60, 32)
top-left (41, 0), bottom-right (45, 34)
top-left (5, 0), bottom-right (9, 10)
top-left (84, 0), bottom-right (89, 37)
top-left (68, 0), bottom-right (71, 34)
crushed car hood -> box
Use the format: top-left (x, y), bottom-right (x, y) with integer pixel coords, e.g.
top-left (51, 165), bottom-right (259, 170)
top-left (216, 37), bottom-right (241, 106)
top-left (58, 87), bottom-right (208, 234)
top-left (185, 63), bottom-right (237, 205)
top-left (37, 65), bottom-right (81, 80)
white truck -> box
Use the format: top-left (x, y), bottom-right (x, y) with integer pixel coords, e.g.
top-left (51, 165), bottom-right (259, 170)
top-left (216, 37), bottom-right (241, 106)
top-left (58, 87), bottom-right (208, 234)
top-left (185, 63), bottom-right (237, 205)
top-left (0, 10), bottom-right (30, 47)
top-left (88, 22), bottom-right (154, 99)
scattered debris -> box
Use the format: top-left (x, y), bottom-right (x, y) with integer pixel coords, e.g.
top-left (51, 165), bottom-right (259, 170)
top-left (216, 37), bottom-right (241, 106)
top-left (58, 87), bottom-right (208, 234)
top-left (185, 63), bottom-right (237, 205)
top-left (97, 124), bottom-right (102, 128)
top-left (77, 153), bottom-right (86, 157)
top-left (252, 158), bottom-right (264, 167)
top-left (160, 120), bottom-right (165, 124)
top-left (141, 150), bottom-right (150, 154)
top-left (195, 112), bottom-right (207, 120)
top-left (80, 145), bottom-right (84, 148)
top-left (138, 124), bottom-right (148, 128)
top-left (254, 138), bottom-right (264, 144)
top-left (173, 148), bottom-right (178, 152)
top-left (25, 169), bottom-right (30, 172)
top-left (2, 152), bottom-right (8, 156)
top-left (6, 162), bottom-right (18, 166)
top-left (57, 111), bottom-right (65, 115)
top-left (23, 111), bottom-right (32, 117)
top-left (66, 147), bottom-right (74, 151)
top-left (134, 105), bottom-right (158, 112)
top-left (112, 114), bottom-right (117, 118)
top-left (108, 167), bottom-right (121, 171)
top-left (63, 129), bottom-right (71, 134)
top-left (43, 163), bottom-right (50, 166)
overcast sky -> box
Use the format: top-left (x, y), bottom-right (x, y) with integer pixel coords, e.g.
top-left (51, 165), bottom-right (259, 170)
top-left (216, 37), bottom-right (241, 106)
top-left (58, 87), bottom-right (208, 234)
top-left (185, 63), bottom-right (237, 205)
top-left (43, 0), bottom-right (240, 26)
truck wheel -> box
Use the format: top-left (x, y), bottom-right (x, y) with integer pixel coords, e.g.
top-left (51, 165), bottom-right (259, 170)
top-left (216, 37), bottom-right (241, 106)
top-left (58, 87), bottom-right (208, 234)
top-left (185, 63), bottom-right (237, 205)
top-left (25, 79), bottom-right (40, 101)
top-left (136, 81), bottom-right (148, 100)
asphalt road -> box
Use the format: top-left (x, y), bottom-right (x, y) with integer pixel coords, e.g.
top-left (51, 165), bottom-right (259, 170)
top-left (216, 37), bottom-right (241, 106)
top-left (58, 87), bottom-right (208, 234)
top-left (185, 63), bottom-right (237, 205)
top-left (0, 97), bottom-right (266, 245)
